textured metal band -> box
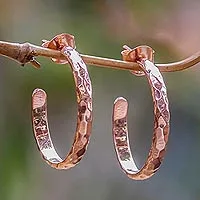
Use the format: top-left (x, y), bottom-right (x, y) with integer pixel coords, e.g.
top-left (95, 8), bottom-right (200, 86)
top-left (112, 46), bottom-right (170, 180)
top-left (32, 46), bottom-right (92, 169)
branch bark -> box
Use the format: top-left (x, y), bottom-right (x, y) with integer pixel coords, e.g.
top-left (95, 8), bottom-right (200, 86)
top-left (0, 41), bottom-right (199, 72)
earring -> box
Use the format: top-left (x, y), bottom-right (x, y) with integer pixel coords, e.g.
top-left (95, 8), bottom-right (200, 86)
top-left (32, 34), bottom-right (92, 169)
top-left (112, 45), bottom-right (170, 180)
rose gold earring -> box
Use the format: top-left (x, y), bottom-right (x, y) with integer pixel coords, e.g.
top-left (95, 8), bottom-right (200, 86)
top-left (112, 45), bottom-right (170, 180)
top-left (32, 34), bottom-right (92, 169)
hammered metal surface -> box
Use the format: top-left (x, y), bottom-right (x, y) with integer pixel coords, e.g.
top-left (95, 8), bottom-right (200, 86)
top-left (32, 39), bottom-right (92, 169)
top-left (112, 48), bottom-right (170, 180)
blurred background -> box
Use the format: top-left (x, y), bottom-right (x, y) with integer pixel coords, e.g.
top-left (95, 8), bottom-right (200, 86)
top-left (0, 0), bottom-right (200, 199)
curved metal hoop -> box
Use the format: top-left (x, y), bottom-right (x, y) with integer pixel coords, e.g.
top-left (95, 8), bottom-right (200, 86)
top-left (32, 44), bottom-right (92, 169)
top-left (112, 46), bottom-right (170, 180)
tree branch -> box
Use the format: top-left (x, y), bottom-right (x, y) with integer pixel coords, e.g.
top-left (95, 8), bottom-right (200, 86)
top-left (0, 40), bottom-right (199, 72)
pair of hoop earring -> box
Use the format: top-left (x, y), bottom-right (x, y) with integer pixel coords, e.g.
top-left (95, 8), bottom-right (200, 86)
top-left (32, 34), bottom-right (170, 180)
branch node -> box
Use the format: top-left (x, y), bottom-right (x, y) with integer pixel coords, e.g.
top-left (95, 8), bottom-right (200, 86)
top-left (15, 43), bottom-right (40, 68)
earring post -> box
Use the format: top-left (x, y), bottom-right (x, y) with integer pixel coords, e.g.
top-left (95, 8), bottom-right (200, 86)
top-left (0, 40), bottom-right (199, 72)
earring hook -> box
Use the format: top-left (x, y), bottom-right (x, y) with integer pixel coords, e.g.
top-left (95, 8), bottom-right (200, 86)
top-left (32, 34), bottom-right (93, 169)
top-left (112, 46), bottom-right (170, 180)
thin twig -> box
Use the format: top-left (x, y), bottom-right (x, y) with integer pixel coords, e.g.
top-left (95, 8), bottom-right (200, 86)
top-left (0, 41), bottom-right (199, 72)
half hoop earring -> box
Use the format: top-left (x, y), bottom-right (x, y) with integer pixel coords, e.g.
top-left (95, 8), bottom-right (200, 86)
top-left (112, 46), bottom-right (170, 180)
top-left (32, 34), bottom-right (92, 169)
